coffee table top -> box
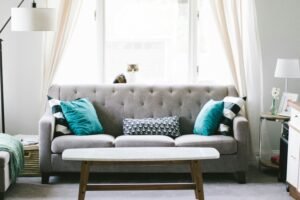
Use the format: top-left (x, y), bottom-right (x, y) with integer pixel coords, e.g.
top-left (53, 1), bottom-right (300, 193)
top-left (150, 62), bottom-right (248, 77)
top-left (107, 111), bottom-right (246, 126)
top-left (62, 147), bottom-right (220, 162)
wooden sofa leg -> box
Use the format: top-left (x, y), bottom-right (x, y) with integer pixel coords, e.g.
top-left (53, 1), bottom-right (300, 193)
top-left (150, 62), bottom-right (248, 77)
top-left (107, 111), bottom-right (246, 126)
top-left (0, 192), bottom-right (4, 200)
top-left (235, 171), bottom-right (246, 184)
top-left (41, 173), bottom-right (50, 184)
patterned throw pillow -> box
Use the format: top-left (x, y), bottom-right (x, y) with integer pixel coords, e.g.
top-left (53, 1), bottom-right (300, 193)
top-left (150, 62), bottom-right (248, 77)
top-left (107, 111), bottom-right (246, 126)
top-left (123, 116), bottom-right (180, 137)
top-left (218, 96), bottom-right (246, 136)
top-left (48, 96), bottom-right (72, 139)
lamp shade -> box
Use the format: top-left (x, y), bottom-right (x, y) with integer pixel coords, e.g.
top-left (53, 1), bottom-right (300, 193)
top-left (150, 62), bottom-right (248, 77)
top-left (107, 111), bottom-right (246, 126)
top-left (274, 58), bottom-right (300, 78)
top-left (11, 8), bottom-right (56, 31)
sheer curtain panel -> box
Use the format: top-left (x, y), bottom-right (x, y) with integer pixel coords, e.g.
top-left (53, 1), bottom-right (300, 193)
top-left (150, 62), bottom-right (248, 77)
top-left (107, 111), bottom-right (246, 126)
top-left (41, 0), bottom-right (82, 111)
top-left (210, 0), bottom-right (264, 154)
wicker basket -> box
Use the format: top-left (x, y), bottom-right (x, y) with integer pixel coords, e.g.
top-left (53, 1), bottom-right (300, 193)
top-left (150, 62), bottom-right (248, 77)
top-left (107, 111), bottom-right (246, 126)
top-left (20, 144), bottom-right (40, 176)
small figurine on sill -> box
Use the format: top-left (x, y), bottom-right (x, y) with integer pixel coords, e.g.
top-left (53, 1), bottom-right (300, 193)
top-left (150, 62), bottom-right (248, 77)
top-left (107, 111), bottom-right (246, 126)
top-left (127, 64), bottom-right (139, 83)
top-left (127, 64), bottom-right (139, 73)
top-left (113, 74), bottom-right (127, 84)
top-left (270, 87), bottom-right (280, 115)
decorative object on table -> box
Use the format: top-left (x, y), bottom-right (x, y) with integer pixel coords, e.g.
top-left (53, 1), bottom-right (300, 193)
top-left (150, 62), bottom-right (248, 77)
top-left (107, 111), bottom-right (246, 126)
top-left (270, 87), bottom-right (280, 115)
top-left (113, 74), bottom-right (127, 84)
top-left (126, 64), bottom-right (139, 83)
top-left (274, 58), bottom-right (300, 92)
top-left (15, 134), bottom-right (38, 146)
top-left (0, 0), bottom-right (56, 132)
top-left (278, 92), bottom-right (298, 116)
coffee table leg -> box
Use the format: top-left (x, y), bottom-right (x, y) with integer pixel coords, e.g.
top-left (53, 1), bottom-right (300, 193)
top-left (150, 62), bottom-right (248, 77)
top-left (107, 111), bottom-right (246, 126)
top-left (190, 162), bottom-right (199, 199)
top-left (190, 160), bottom-right (204, 200)
top-left (79, 161), bottom-right (90, 200)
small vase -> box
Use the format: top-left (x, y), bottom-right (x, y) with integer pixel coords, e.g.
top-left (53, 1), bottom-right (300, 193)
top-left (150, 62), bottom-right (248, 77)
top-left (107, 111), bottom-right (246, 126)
top-left (270, 98), bottom-right (277, 115)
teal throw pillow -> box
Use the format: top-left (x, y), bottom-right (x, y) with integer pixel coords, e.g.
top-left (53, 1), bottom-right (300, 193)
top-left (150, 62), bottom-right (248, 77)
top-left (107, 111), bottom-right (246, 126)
top-left (60, 98), bottom-right (104, 135)
top-left (193, 100), bottom-right (224, 136)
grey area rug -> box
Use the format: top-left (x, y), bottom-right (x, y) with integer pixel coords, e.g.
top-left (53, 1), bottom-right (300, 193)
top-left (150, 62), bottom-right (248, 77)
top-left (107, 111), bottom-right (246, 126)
top-left (5, 166), bottom-right (292, 200)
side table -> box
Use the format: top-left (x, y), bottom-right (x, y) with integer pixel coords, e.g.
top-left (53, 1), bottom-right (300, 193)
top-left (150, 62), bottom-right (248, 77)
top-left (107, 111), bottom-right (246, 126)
top-left (15, 135), bottom-right (40, 176)
top-left (259, 113), bottom-right (290, 170)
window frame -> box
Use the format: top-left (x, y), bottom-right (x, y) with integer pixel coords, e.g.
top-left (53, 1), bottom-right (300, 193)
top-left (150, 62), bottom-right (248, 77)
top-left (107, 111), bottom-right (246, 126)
top-left (96, 0), bottom-right (199, 84)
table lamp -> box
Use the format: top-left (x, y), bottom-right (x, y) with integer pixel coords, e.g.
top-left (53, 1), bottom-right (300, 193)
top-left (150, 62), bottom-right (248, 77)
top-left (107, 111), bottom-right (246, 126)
top-left (0, 0), bottom-right (56, 132)
top-left (274, 58), bottom-right (300, 92)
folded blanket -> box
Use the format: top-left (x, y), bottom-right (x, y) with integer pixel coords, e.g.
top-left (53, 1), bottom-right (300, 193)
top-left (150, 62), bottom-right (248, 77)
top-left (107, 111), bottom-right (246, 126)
top-left (0, 134), bottom-right (24, 182)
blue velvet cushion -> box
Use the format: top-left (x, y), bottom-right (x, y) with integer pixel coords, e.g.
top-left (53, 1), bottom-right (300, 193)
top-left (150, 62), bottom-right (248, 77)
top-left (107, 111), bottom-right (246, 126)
top-left (193, 100), bottom-right (224, 136)
top-left (60, 98), bottom-right (104, 135)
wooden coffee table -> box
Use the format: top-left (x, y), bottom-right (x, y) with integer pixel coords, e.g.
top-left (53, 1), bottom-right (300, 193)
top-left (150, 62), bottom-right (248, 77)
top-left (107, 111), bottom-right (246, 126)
top-left (62, 147), bottom-right (220, 200)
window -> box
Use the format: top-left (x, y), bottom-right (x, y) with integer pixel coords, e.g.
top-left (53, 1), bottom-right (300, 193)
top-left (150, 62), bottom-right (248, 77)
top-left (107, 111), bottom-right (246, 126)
top-left (53, 0), bottom-right (233, 85)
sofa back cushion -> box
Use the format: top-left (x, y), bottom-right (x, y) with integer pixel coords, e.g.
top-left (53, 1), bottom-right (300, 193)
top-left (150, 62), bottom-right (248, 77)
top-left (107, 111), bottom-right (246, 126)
top-left (48, 84), bottom-right (238, 137)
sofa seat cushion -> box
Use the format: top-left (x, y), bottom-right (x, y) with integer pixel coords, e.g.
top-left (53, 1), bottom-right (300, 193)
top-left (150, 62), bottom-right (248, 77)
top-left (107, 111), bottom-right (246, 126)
top-left (51, 134), bottom-right (114, 154)
top-left (0, 151), bottom-right (10, 167)
top-left (175, 134), bottom-right (237, 155)
top-left (115, 135), bottom-right (175, 147)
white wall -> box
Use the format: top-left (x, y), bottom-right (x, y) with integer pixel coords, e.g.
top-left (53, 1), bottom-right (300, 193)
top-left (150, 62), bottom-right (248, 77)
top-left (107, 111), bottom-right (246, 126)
top-left (256, 0), bottom-right (300, 154)
top-left (0, 0), bottom-right (43, 135)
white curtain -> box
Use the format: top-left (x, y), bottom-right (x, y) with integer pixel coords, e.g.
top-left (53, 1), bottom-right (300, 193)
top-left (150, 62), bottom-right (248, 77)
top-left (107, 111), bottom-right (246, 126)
top-left (40, 0), bottom-right (82, 111)
top-left (210, 0), bottom-right (264, 157)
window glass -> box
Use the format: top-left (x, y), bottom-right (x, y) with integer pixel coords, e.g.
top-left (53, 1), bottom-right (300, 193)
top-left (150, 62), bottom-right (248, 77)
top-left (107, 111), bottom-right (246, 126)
top-left (104, 0), bottom-right (190, 84)
top-left (197, 0), bottom-right (233, 85)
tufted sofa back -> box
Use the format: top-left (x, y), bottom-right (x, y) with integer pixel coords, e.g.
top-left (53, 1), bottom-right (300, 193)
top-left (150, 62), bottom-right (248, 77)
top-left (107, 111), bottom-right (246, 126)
top-left (48, 84), bottom-right (238, 137)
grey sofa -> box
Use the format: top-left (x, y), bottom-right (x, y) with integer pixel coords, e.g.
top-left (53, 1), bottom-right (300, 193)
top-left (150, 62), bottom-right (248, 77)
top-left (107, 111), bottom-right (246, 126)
top-left (39, 84), bottom-right (249, 184)
top-left (0, 152), bottom-right (11, 200)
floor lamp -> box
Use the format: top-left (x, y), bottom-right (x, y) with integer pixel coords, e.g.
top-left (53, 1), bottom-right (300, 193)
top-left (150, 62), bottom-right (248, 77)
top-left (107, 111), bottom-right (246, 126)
top-left (0, 0), bottom-right (56, 132)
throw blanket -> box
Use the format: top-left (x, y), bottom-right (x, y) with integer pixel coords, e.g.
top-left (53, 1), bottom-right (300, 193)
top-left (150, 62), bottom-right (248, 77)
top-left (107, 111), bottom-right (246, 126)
top-left (0, 134), bottom-right (24, 182)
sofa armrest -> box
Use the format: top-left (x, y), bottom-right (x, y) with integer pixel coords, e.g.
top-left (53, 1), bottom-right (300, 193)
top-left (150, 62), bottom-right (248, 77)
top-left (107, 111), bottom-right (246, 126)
top-left (233, 115), bottom-right (250, 170)
top-left (39, 111), bottom-right (54, 173)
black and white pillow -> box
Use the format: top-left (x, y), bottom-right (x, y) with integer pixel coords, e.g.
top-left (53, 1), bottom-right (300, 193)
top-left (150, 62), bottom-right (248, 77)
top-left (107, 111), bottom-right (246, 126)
top-left (123, 116), bottom-right (180, 137)
top-left (218, 96), bottom-right (246, 136)
top-left (48, 96), bottom-right (72, 139)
